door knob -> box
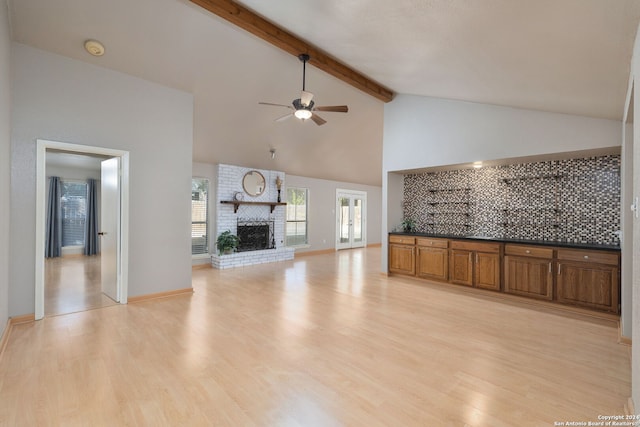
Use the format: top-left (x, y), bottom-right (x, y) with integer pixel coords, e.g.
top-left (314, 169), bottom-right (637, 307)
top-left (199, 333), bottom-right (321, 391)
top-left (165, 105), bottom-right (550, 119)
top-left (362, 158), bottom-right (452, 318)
top-left (98, 232), bottom-right (106, 236)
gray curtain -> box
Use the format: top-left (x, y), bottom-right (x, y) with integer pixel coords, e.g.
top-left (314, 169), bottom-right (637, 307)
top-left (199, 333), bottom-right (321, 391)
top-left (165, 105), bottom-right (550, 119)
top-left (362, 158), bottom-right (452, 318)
top-left (84, 178), bottom-right (99, 255)
top-left (45, 176), bottom-right (62, 258)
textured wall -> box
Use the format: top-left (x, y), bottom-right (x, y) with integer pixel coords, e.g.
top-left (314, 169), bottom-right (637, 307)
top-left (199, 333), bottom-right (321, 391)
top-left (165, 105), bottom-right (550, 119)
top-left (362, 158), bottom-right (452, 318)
top-left (403, 155), bottom-right (620, 245)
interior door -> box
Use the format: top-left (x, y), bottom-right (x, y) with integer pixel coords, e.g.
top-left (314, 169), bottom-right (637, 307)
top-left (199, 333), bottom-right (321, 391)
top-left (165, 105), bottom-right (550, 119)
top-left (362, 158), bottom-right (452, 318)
top-left (336, 190), bottom-right (366, 250)
top-left (101, 157), bottom-right (120, 302)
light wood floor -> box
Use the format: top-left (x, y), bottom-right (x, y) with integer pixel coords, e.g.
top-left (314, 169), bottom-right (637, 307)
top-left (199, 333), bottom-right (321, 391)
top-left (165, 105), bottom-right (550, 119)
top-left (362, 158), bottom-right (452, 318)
top-left (45, 255), bottom-right (117, 316)
top-left (1, 248), bottom-right (631, 426)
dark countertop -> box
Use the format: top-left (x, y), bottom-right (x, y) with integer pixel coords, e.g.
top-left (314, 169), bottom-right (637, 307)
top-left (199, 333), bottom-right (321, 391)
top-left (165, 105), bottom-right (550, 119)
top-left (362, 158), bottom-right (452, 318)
top-left (389, 232), bottom-right (621, 252)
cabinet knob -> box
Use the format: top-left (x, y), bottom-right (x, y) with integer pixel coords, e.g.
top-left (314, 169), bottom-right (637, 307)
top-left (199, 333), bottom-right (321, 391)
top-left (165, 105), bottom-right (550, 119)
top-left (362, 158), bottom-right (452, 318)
top-left (525, 250), bottom-right (530, 254)
top-left (584, 255), bottom-right (589, 259)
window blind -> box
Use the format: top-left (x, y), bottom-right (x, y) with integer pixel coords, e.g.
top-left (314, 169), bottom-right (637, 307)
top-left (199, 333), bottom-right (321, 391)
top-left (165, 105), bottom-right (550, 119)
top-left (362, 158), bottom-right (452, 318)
top-left (61, 181), bottom-right (87, 247)
top-left (192, 178), bottom-right (209, 255)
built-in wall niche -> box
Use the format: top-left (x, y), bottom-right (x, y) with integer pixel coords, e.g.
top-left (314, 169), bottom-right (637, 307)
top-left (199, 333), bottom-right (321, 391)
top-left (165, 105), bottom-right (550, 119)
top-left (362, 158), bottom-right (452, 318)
top-left (403, 155), bottom-right (621, 245)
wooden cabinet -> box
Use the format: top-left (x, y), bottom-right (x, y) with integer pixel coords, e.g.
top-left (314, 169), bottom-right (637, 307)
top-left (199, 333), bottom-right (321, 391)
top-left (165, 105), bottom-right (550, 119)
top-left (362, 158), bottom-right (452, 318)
top-left (504, 244), bottom-right (554, 300)
top-left (556, 249), bottom-right (619, 313)
top-left (388, 235), bottom-right (416, 275)
top-left (449, 249), bottom-right (473, 286)
top-left (449, 241), bottom-right (501, 290)
top-left (416, 238), bottom-right (448, 281)
top-left (475, 251), bottom-right (501, 291)
top-left (387, 234), bottom-right (620, 314)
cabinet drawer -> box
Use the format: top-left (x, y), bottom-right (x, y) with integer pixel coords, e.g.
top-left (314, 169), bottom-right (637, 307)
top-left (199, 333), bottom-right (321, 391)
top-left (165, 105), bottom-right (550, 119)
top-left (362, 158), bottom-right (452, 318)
top-left (416, 238), bottom-right (448, 248)
top-left (389, 235), bottom-right (415, 245)
top-left (504, 244), bottom-right (553, 259)
top-left (557, 249), bottom-right (619, 266)
top-left (450, 240), bottom-right (501, 253)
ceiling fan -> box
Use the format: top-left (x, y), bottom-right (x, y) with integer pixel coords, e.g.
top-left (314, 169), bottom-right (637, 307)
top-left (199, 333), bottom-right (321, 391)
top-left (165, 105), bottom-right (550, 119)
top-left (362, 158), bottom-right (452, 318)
top-left (259, 54), bottom-right (349, 126)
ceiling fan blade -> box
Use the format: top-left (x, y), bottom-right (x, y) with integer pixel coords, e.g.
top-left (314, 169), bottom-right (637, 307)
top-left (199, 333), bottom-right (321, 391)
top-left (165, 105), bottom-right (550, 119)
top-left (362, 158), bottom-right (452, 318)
top-left (275, 113), bottom-right (293, 122)
top-left (310, 113), bottom-right (327, 126)
top-left (301, 91), bottom-right (314, 107)
top-left (314, 105), bottom-right (349, 113)
top-left (259, 102), bottom-right (293, 109)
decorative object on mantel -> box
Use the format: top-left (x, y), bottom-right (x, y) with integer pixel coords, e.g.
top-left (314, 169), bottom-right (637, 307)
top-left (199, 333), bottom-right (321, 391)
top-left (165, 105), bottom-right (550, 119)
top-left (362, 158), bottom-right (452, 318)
top-left (216, 230), bottom-right (240, 255)
top-left (401, 218), bottom-right (416, 233)
top-left (275, 176), bottom-right (282, 202)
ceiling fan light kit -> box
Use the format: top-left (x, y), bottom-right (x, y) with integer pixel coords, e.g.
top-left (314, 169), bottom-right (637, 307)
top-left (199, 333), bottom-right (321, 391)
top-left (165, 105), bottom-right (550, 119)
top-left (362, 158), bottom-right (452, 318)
top-left (294, 109), bottom-right (312, 120)
top-left (259, 54), bottom-right (349, 126)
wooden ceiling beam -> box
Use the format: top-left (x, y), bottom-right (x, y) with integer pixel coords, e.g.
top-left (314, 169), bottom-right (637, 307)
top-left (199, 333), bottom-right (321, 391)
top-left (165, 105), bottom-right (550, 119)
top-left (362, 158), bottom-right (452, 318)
top-left (189, 0), bottom-right (395, 103)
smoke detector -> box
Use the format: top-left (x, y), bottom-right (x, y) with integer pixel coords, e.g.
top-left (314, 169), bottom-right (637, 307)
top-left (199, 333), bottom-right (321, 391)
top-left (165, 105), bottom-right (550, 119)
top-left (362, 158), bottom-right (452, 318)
top-left (84, 40), bottom-right (105, 57)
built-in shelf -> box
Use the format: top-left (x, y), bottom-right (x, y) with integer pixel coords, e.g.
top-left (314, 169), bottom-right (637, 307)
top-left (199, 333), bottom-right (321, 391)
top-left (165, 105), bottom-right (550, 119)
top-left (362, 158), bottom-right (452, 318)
top-left (501, 208), bottom-right (561, 212)
top-left (221, 200), bottom-right (287, 213)
top-left (501, 222), bottom-right (560, 227)
top-left (427, 211), bottom-right (471, 215)
top-left (426, 222), bottom-right (471, 226)
top-left (500, 174), bottom-right (563, 184)
top-left (427, 201), bottom-right (470, 204)
top-left (427, 187), bottom-right (471, 192)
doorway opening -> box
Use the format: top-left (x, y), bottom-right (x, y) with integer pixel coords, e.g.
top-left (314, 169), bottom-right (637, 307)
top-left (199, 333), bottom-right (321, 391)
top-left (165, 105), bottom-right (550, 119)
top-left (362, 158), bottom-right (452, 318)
top-left (35, 140), bottom-right (129, 320)
top-left (336, 189), bottom-right (367, 250)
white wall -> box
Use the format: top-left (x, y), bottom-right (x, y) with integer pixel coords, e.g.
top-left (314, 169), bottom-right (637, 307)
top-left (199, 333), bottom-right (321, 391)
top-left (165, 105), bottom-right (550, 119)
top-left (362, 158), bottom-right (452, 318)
top-left (286, 175), bottom-right (382, 252)
top-left (10, 44), bottom-right (194, 316)
top-left (383, 94), bottom-right (621, 173)
top-left (0, 0), bottom-right (11, 334)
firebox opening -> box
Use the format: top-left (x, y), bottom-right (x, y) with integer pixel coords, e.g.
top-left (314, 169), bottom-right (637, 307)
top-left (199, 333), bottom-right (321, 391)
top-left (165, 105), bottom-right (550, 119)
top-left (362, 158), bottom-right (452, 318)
top-left (237, 220), bottom-right (275, 252)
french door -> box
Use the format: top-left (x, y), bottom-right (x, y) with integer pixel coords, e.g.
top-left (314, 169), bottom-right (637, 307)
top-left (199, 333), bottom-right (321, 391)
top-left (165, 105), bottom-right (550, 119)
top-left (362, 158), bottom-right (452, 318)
top-left (336, 189), bottom-right (367, 250)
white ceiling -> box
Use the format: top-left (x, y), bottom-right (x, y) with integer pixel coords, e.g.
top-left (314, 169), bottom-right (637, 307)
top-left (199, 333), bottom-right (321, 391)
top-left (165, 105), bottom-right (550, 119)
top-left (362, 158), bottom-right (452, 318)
top-left (8, 0), bottom-right (640, 185)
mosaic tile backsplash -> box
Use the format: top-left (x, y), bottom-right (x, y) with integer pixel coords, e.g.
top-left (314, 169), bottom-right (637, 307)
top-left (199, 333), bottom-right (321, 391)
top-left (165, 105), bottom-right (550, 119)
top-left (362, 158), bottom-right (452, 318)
top-left (402, 155), bottom-right (621, 245)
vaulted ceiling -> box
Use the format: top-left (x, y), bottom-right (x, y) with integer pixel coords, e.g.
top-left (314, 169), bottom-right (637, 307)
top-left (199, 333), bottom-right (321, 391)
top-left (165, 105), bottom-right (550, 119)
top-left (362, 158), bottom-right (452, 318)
top-left (8, 0), bottom-right (640, 185)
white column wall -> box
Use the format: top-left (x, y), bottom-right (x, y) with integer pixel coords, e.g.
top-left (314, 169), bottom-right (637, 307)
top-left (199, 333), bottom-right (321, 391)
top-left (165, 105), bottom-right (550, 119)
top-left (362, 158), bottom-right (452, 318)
top-left (10, 44), bottom-right (194, 315)
top-left (0, 0), bottom-right (11, 334)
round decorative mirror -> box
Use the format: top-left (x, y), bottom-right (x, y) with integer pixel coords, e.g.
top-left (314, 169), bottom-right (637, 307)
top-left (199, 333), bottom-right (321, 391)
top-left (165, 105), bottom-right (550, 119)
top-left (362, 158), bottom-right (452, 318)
top-left (242, 170), bottom-right (266, 197)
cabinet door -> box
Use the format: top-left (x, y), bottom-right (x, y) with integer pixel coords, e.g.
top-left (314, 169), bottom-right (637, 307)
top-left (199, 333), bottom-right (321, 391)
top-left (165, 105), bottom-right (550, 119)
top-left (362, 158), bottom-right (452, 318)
top-left (417, 247), bottom-right (448, 281)
top-left (475, 252), bottom-right (501, 291)
top-left (504, 256), bottom-right (553, 300)
top-left (389, 244), bottom-right (415, 275)
top-left (556, 262), bottom-right (619, 313)
top-left (449, 249), bottom-right (473, 286)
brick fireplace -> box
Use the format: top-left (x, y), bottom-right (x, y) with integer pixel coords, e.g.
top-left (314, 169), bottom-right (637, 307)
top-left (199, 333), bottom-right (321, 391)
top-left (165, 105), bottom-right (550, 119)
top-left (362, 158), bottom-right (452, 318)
top-left (211, 164), bottom-right (294, 269)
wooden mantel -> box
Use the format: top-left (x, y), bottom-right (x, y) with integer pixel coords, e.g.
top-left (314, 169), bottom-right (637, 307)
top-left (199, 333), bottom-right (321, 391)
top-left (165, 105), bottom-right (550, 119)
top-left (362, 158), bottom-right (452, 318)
top-left (220, 200), bottom-right (287, 213)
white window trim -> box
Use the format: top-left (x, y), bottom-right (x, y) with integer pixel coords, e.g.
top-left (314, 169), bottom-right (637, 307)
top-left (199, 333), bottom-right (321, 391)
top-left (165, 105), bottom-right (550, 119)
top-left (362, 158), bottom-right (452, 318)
top-left (285, 187), bottom-right (310, 248)
top-left (191, 176), bottom-right (211, 256)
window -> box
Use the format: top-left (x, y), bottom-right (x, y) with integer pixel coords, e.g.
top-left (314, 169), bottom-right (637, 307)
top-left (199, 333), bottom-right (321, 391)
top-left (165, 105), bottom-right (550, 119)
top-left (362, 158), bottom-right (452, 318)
top-left (286, 187), bottom-right (308, 246)
top-left (61, 181), bottom-right (87, 247)
top-left (192, 178), bottom-right (209, 255)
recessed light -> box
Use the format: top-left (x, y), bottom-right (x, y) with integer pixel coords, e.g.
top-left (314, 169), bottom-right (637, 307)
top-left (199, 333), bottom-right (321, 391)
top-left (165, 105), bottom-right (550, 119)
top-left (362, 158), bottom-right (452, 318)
top-left (84, 40), bottom-right (105, 57)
